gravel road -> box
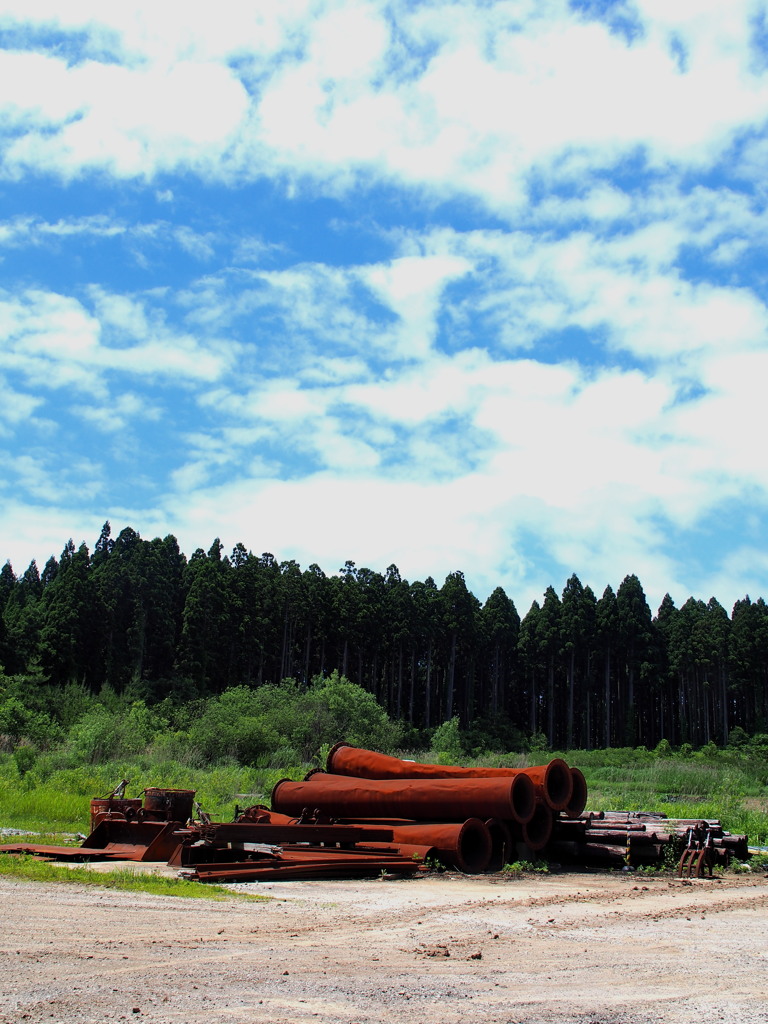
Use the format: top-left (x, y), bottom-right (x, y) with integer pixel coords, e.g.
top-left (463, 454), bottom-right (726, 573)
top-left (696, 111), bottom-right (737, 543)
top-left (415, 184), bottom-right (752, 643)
top-left (2, 870), bottom-right (767, 1024)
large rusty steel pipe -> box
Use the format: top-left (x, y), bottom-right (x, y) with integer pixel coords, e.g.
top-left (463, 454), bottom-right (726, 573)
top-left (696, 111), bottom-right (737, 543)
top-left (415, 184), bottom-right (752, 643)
top-left (272, 772), bottom-right (536, 825)
top-left (485, 817), bottom-right (513, 871)
top-left (326, 743), bottom-right (573, 812)
top-left (520, 801), bottom-right (554, 852)
top-left (562, 767), bottom-right (588, 819)
top-left (351, 818), bottom-right (492, 873)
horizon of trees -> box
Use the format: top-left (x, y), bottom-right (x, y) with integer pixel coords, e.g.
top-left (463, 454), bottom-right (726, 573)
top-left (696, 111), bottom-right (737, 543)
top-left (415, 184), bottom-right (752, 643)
top-left (2, 521), bottom-right (768, 751)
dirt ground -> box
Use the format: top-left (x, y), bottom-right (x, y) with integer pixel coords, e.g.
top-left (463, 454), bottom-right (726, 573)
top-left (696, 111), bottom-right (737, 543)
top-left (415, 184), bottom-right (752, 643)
top-left (2, 868), bottom-right (768, 1024)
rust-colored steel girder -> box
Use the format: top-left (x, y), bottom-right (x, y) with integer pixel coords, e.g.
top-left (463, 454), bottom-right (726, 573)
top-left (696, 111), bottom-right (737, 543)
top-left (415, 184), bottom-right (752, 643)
top-left (326, 743), bottom-right (573, 812)
top-left (272, 771), bottom-right (537, 825)
top-left (187, 846), bottom-right (426, 882)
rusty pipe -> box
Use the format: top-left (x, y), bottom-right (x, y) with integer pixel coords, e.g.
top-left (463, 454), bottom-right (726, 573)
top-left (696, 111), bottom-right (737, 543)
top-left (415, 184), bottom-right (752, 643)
top-left (520, 801), bottom-right (554, 852)
top-left (484, 817), bottom-right (513, 871)
top-left (351, 818), bottom-right (492, 873)
top-left (326, 743), bottom-right (572, 811)
top-left (272, 772), bottom-right (536, 825)
top-left (562, 767), bottom-right (588, 819)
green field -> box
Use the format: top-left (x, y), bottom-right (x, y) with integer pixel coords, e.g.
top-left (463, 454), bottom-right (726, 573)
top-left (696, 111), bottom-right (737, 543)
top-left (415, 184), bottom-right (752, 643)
top-left (2, 743), bottom-right (766, 845)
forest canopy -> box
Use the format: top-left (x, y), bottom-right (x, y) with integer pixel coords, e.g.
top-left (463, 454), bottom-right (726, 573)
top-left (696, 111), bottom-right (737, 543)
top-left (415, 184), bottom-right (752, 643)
top-left (2, 522), bottom-right (767, 754)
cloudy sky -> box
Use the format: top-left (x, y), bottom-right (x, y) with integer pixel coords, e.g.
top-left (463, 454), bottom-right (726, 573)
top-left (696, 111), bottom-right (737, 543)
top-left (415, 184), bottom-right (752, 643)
top-left (2, 0), bottom-right (768, 614)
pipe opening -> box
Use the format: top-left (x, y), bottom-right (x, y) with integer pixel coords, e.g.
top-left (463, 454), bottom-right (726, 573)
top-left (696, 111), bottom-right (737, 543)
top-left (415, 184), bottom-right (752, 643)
top-left (563, 767), bottom-right (588, 819)
top-left (522, 802), bottom-right (554, 851)
top-left (541, 759), bottom-right (574, 811)
top-left (455, 818), bottom-right (493, 873)
top-left (509, 773), bottom-right (536, 824)
top-left (485, 818), bottom-right (512, 871)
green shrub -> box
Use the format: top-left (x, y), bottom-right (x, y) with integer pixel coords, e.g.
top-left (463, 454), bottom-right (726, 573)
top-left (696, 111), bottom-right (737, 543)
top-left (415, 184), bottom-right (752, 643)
top-left (0, 697), bottom-right (62, 748)
top-left (728, 726), bottom-right (750, 748)
top-left (502, 859), bottom-right (549, 877)
top-left (67, 701), bottom-right (166, 763)
top-left (430, 717), bottom-right (462, 762)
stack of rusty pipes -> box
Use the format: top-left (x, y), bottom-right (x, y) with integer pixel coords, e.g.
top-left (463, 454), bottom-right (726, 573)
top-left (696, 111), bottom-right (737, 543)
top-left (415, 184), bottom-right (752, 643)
top-left (269, 742), bottom-right (589, 871)
top-left (548, 810), bottom-right (745, 870)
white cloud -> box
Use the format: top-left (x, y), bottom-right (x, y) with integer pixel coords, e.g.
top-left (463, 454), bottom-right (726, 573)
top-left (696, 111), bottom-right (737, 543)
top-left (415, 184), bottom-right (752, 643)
top-left (1, 1), bottom-right (767, 206)
top-left (0, 379), bottom-right (43, 427)
top-left (359, 254), bottom-right (472, 358)
top-left (73, 391), bottom-right (161, 434)
top-left (2, 0), bottom-right (768, 621)
top-left (0, 287), bottom-right (237, 390)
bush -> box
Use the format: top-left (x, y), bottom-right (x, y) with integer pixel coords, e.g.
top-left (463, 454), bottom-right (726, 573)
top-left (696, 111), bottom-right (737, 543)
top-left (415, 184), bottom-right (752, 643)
top-left (302, 672), bottom-right (402, 755)
top-left (430, 717), bottom-right (462, 763)
top-left (0, 696), bottom-right (62, 749)
top-left (67, 701), bottom-right (167, 763)
top-left (728, 726), bottom-right (750, 748)
top-left (184, 672), bottom-right (400, 765)
top-left (187, 689), bottom-right (280, 764)
top-left (13, 744), bottom-right (37, 775)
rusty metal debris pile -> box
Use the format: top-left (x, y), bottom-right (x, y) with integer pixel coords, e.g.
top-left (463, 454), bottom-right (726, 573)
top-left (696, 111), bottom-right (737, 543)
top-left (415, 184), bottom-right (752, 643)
top-left (549, 810), bottom-right (748, 875)
top-left (0, 746), bottom-right (748, 881)
top-left (303, 743), bottom-right (746, 877)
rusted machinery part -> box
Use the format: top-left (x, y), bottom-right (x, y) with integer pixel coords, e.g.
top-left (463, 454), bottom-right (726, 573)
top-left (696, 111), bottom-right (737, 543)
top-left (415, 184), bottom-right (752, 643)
top-left (561, 767), bottom-right (588, 819)
top-left (89, 798), bottom-right (142, 830)
top-left (521, 802), bottom-right (554, 852)
top-left (234, 807), bottom-right (298, 826)
top-left (141, 788), bottom-right (196, 823)
top-left (325, 743), bottom-right (572, 812)
top-left (272, 773), bottom-right (536, 825)
top-left (79, 819), bottom-right (185, 862)
top-left (351, 817), bottom-right (491, 873)
top-left (484, 817), bottom-right (513, 871)
top-left (694, 847), bottom-right (714, 877)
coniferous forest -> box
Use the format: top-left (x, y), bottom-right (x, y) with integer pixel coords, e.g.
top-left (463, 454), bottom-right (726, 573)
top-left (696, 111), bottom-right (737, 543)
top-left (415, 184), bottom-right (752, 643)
top-left (2, 521), bottom-right (767, 754)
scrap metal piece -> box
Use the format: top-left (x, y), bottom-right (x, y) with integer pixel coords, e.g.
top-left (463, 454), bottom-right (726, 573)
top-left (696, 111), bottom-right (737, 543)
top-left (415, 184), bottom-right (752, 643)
top-left (677, 825), bottom-right (715, 878)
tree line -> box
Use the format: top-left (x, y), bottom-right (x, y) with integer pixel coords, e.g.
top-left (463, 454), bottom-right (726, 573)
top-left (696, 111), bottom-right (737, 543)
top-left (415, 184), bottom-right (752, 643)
top-left (1, 522), bottom-right (767, 751)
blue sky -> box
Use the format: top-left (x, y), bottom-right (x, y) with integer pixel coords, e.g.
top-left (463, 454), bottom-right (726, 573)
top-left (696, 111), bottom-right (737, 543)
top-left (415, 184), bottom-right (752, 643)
top-left (2, 0), bottom-right (768, 615)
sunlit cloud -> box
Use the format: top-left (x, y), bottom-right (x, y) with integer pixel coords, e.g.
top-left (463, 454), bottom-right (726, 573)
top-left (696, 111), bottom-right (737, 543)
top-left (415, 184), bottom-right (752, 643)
top-left (1, 0), bottom-right (768, 619)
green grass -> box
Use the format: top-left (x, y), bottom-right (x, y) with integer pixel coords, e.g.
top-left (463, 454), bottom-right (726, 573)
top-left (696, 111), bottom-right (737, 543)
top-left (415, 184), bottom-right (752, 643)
top-left (0, 853), bottom-right (267, 900)
top-left (0, 754), bottom-right (307, 832)
top-left (2, 743), bottom-right (766, 847)
top-left (561, 752), bottom-right (768, 844)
